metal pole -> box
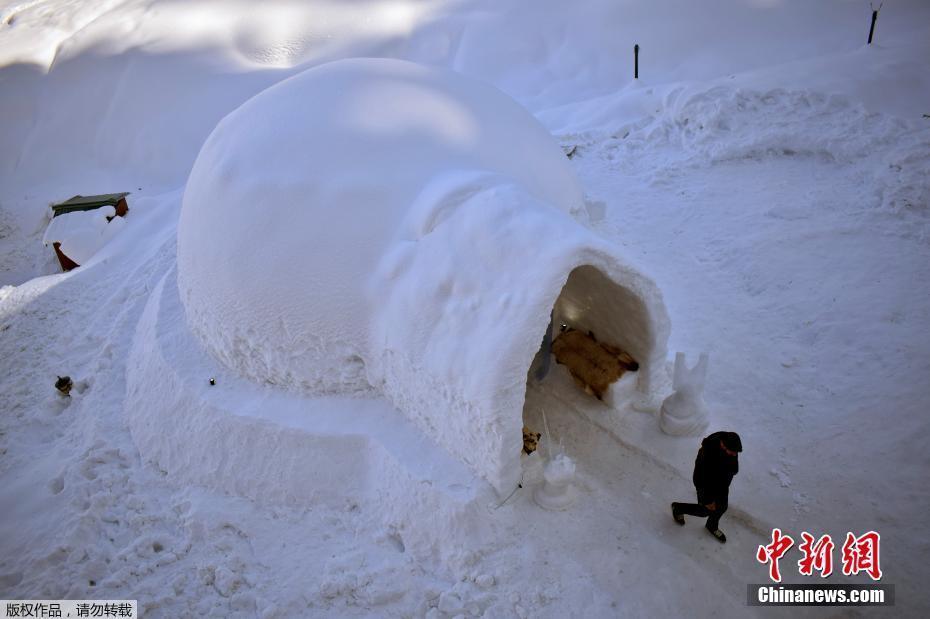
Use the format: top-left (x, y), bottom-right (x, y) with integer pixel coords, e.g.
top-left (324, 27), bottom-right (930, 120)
top-left (867, 10), bottom-right (878, 44)
top-left (634, 44), bottom-right (639, 79)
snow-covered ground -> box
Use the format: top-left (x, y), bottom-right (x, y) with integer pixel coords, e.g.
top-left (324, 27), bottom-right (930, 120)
top-left (2, 1), bottom-right (929, 617)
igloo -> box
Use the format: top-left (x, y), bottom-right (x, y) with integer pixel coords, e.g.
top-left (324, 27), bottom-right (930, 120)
top-left (177, 58), bottom-right (671, 494)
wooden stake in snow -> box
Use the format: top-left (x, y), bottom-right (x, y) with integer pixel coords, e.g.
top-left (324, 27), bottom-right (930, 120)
top-left (634, 44), bottom-right (639, 79)
top-left (867, 3), bottom-right (882, 45)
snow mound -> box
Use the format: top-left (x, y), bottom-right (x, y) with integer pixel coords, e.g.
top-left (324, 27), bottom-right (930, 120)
top-left (570, 84), bottom-right (930, 216)
top-left (42, 206), bottom-right (124, 266)
top-left (179, 58), bottom-right (585, 393)
top-left (178, 58), bottom-right (669, 492)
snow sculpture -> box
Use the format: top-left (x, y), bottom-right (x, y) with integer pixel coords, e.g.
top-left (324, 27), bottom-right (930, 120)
top-left (534, 453), bottom-right (578, 511)
top-left (178, 58), bottom-right (671, 494)
top-left (659, 352), bottom-right (710, 436)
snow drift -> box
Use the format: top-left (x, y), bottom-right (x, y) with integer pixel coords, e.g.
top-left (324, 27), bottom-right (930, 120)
top-left (177, 58), bottom-right (670, 493)
top-left (42, 206), bottom-right (125, 267)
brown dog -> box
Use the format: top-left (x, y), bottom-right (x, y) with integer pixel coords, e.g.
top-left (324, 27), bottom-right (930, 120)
top-left (551, 328), bottom-right (638, 400)
top-left (522, 426), bottom-right (542, 455)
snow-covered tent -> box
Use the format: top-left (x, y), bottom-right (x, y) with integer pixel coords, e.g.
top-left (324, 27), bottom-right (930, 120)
top-left (177, 58), bottom-right (670, 494)
top-left (43, 204), bottom-right (126, 271)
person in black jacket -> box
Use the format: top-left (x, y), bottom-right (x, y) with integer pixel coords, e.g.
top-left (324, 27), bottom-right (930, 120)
top-left (671, 431), bottom-right (742, 543)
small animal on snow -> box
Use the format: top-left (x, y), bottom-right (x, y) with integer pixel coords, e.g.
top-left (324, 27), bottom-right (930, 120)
top-left (522, 426), bottom-right (542, 455)
top-left (55, 375), bottom-right (73, 396)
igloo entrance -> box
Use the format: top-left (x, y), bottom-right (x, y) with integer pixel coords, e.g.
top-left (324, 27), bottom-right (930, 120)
top-left (522, 264), bottom-right (666, 454)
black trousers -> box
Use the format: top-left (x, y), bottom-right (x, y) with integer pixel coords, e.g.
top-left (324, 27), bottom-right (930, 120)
top-left (674, 488), bottom-right (727, 531)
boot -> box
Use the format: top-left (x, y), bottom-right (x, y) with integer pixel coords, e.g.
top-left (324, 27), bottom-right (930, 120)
top-left (706, 526), bottom-right (726, 543)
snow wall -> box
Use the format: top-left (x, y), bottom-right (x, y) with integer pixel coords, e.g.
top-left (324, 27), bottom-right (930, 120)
top-left (178, 58), bottom-right (671, 494)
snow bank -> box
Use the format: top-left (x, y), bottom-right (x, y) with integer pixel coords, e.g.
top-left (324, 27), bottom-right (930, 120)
top-left (178, 58), bottom-right (670, 493)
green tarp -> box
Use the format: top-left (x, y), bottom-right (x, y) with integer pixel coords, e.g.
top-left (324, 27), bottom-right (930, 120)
top-left (51, 192), bottom-right (129, 218)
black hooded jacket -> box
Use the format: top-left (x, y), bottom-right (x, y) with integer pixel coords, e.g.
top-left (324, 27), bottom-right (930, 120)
top-left (692, 431), bottom-right (739, 504)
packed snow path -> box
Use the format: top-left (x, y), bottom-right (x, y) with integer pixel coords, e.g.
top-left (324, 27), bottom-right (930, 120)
top-left (521, 384), bottom-right (764, 616)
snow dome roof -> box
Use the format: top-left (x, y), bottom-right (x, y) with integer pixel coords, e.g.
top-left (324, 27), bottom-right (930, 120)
top-left (178, 58), bottom-right (586, 393)
top-left (178, 58), bottom-right (669, 493)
